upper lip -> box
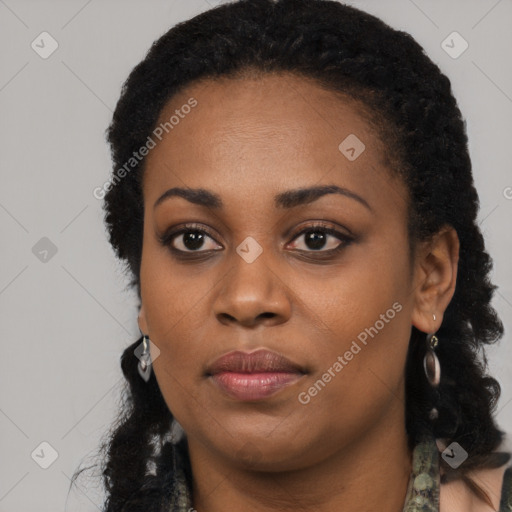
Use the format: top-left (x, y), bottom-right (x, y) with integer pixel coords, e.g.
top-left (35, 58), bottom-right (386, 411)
top-left (206, 349), bottom-right (306, 375)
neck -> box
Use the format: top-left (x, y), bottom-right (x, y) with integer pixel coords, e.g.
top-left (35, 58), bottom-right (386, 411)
top-left (187, 410), bottom-right (412, 512)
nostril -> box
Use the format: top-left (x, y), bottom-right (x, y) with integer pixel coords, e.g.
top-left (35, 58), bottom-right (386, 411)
top-left (217, 313), bottom-right (237, 323)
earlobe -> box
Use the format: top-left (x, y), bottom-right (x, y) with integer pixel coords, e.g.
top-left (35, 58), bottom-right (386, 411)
top-left (410, 225), bottom-right (460, 333)
top-left (138, 304), bottom-right (149, 335)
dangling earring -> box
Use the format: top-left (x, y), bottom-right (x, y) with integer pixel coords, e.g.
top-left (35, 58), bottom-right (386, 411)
top-left (137, 331), bottom-right (152, 382)
top-left (423, 314), bottom-right (440, 420)
top-left (170, 417), bottom-right (185, 445)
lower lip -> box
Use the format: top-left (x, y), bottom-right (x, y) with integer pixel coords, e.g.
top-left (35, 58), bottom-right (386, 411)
top-left (210, 372), bottom-right (304, 401)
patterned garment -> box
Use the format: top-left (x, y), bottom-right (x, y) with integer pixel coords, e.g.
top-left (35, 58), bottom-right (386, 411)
top-left (501, 466), bottom-right (512, 511)
top-left (402, 436), bottom-right (439, 512)
top-left (170, 435), bottom-right (512, 511)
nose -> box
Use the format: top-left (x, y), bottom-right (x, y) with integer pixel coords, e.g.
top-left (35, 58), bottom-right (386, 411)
top-left (212, 247), bottom-right (292, 328)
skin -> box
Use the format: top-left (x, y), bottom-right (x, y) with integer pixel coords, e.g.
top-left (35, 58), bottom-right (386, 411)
top-left (137, 72), bottom-right (460, 512)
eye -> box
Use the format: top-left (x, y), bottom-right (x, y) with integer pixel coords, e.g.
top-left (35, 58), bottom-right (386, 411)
top-left (158, 223), bottom-right (222, 253)
top-left (287, 223), bottom-right (353, 253)
top-left (158, 221), bottom-right (353, 259)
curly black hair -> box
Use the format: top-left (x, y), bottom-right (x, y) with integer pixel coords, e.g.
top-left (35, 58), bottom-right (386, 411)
top-left (70, 0), bottom-right (510, 510)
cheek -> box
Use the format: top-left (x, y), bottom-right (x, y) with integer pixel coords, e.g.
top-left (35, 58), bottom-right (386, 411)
top-left (298, 249), bottom-right (411, 410)
top-left (139, 250), bottom-right (205, 402)
top-left (297, 310), bottom-right (410, 447)
top-left (302, 249), bottom-right (405, 337)
top-left (140, 242), bottom-right (205, 337)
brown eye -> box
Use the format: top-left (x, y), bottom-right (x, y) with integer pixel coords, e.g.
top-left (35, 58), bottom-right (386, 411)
top-left (173, 230), bottom-right (217, 252)
top-left (288, 224), bottom-right (353, 253)
top-left (158, 224), bottom-right (223, 254)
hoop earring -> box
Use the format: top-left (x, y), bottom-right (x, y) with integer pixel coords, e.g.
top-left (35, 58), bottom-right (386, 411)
top-left (423, 314), bottom-right (440, 420)
top-left (137, 333), bottom-right (152, 382)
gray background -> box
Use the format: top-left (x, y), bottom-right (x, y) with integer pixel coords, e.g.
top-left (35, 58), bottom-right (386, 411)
top-left (1, 0), bottom-right (511, 510)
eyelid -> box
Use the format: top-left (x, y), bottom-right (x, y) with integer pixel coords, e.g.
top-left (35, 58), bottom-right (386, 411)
top-left (157, 223), bottom-right (223, 251)
top-left (158, 220), bottom-right (354, 255)
top-left (286, 221), bottom-right (354, 250)
top-left (289, 221), bottom-right (352, 239)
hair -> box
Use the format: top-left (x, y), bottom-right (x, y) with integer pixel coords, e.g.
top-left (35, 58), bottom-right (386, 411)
top-left (70, 0), bottom-right (510, 510)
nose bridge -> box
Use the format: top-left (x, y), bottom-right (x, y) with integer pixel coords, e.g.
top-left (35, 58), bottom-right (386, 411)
top-left (213, 235), bottom-right (290, 325)
top-left (227, 235), bottom-right (275, 301)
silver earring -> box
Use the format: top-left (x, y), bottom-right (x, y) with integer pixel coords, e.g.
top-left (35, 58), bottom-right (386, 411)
top-left (169, 417), bottom-right (185, 445)
top-left (424, 334), bottom-right (440, 387)
top-left (423, 314), bottom-right (440, 419)
top-left (137, 333), bottom-right (152, 382)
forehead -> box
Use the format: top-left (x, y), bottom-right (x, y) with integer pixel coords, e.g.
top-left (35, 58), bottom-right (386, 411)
top-left (142, 72), bottom-right (407, 215)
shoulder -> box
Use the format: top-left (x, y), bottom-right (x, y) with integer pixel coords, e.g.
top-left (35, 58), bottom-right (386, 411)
top-left (439, 435), bottom-right (512, 512)
top-left (440, 463), bottom-right (511, 511)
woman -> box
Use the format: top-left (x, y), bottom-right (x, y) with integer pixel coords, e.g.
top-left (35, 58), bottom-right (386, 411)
top-left (78, 0), bottom-right (512, 510)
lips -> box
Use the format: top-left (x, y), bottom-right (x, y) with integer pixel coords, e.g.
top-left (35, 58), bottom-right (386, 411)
top-left (206, 349), bottom-right (305, 375)
top-left (206, 349), bottom-right (306, 401)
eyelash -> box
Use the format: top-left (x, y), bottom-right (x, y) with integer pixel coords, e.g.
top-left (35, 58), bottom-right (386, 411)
top-left (157, 222), bottom-right (354, 260)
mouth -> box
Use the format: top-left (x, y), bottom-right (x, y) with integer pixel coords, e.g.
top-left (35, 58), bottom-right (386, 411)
top-left (206, 349), bottom-right (307, 401)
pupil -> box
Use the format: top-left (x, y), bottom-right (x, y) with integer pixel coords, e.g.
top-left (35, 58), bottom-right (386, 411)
top-left (184, 231), bottom-right (204, 250)
top-left (306, 231), bottom-right (326, 250)
top-left (181, 231), bottom-right (327, 251)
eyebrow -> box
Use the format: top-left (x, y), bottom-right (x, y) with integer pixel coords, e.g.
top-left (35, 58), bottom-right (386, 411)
top-left (153, 184), bottom-right (373, 213)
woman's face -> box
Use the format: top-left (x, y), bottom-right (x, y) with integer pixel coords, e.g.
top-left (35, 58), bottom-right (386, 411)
top-left (138, 72), bottom-right (441, 471)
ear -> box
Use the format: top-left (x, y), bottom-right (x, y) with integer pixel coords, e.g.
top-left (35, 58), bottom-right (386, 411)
top-left (411, 225), bottom-right (460, 333)
top-left (138, 303), bottom-right (149, 335)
